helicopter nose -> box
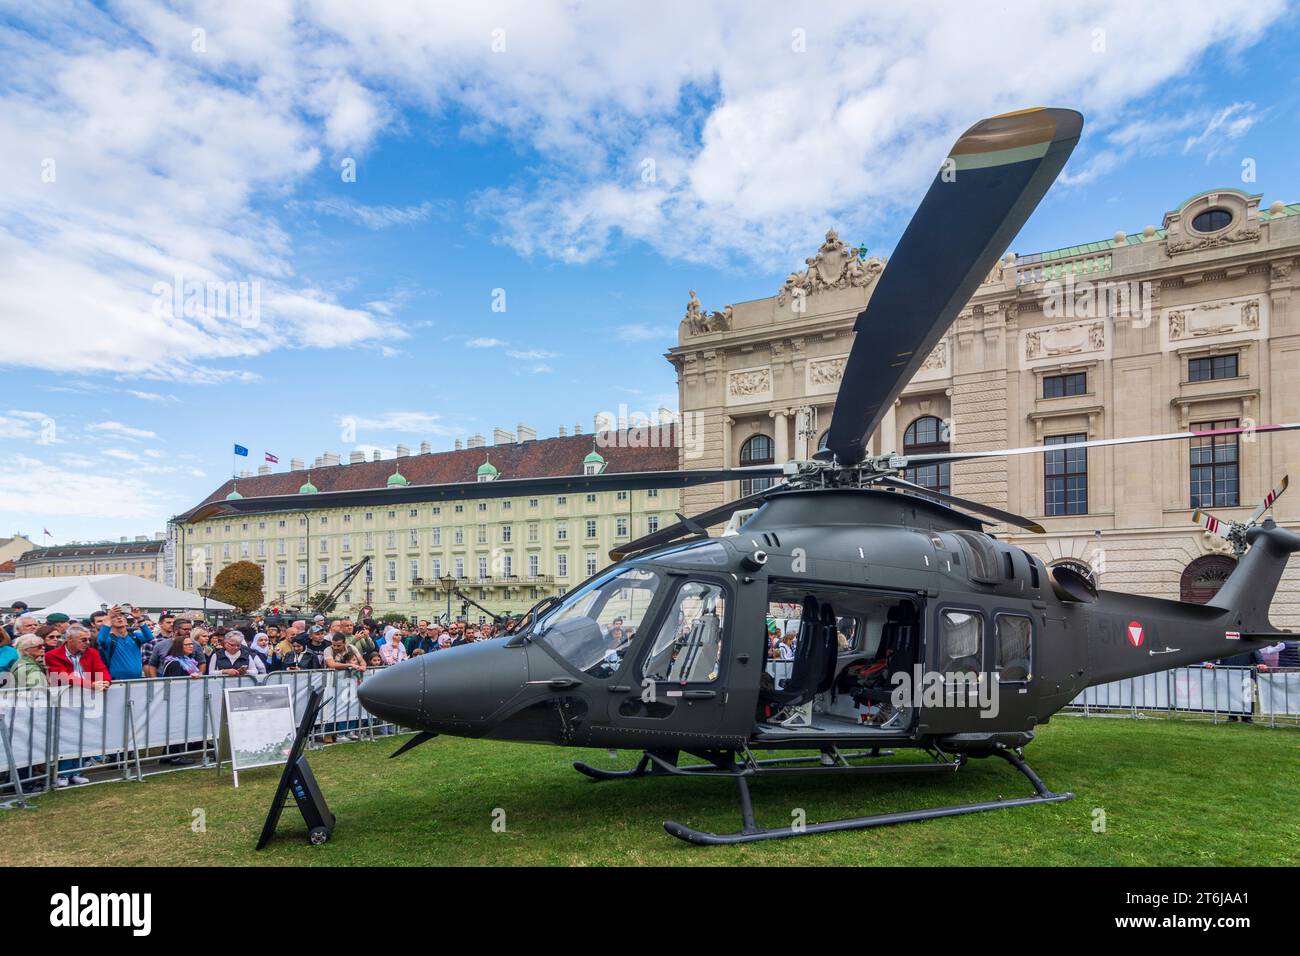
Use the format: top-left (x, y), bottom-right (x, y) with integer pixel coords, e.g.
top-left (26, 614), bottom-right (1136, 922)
top-left (358, 639), bottom-right (530, 728)
top-left (358, 658), bottom-right (425, 724)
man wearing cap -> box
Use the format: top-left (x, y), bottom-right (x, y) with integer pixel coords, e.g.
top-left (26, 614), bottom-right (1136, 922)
top-left (3, 601), bottom-right (29, 639)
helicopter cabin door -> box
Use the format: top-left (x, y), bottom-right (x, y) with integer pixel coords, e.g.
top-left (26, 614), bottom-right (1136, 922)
top-left (923, 605), bottom-right (1036, 733)
top-left (612, 575), bottom-right (734, 736)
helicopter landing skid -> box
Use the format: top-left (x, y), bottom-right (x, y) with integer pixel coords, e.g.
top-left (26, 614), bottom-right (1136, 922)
top-left (572, 746), bottom-right (901, 782)
top-left (659, 747), bottom-right (1071, 845)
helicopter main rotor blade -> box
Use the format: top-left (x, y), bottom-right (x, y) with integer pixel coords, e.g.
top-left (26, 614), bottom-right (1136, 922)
top-left (180, 465), bottom-right (786, 520)
top-left (875, 476), bottom-right (1046, 533)
top-left (825, 107), bottom-right (1083, 466)
top-left (610, 491), bottom-right (771, 561)
top-left (902, 422), bottom-right (1300, 467)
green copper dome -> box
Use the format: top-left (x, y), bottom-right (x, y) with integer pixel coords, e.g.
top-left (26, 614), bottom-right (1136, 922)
top-left (387, 465), bottom-right (410, 487)
top-left (225, 482), bottom-right (243, 500)
top-left (298, 471), bottom-right (318, 494)
top-left (477, 456), bottom-right (498, 477)
top-left (584, 448), bottom-right (606, 464)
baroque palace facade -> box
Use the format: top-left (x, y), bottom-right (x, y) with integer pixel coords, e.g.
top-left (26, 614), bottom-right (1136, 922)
top-left (172, 428), bottom-right (679, 621)
top-left (669, 187), bottom-right (1300, 626)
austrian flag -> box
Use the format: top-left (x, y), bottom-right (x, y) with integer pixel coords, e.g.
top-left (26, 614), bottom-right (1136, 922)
top-left (265, 452), bottom-right (279, 464)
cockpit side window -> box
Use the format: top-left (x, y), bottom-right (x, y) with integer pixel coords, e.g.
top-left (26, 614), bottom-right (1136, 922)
top-left (537, 568), bottom-right (661, 677)
top-left (640, 581), bottom-right (728, 684)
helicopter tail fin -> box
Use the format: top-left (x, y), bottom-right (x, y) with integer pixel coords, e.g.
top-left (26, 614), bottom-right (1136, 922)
top-left (1208, 520), bottom-right (1300, 632)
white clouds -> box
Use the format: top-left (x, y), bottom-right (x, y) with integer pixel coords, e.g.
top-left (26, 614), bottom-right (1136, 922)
top-left (339, 411), bottom-right (454, 435)
top-left (505, 348), bottom-right (558, 360)
top-left (126, 390), bottom-right (178, 403)
top-left (0, 456), bottom-right (179, 522)
top-left (465, 337), bottom-right (506, 348)
top-left (1183, 102), bottom-right (1259, 160)
top-left (287, 197), bottom-right (438, 229)
top-left (0, 0), bottom-right (1287, 385)
top-left (88, 421), bottom-right (158, 441)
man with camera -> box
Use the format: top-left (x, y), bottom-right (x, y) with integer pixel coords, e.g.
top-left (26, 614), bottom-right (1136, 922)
top-left (95, 606), bottom-right (153, 681)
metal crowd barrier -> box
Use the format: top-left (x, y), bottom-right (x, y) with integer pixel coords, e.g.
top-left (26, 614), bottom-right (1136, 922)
top-left (1066, 665), bottom-right (1300, 727)
top-left (0, 668), bottom-right (408, 801)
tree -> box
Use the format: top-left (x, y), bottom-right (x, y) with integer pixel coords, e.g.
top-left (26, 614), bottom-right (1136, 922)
top-left (308, 591), bottom-right (338, 615)
top-left (211, 560), bottom-right (264, 613)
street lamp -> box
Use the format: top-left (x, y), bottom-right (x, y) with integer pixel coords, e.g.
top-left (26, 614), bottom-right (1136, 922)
top-left (440, 572), bottom-right (455, 625)
top-left (197, 582), bottom-right (212, 625)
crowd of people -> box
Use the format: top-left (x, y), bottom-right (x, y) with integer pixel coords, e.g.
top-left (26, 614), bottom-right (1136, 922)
top-left (0, 600), bottom-right (507, 690)
top-left (0, 600), bottom-right (511, 788)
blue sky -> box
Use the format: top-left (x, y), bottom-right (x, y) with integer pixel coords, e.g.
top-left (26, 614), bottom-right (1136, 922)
top-left (1, 0), bottom-right (1298, 543)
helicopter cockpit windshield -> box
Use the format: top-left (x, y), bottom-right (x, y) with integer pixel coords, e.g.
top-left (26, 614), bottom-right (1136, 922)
top-left (535, 568), bottom-right (661, 677)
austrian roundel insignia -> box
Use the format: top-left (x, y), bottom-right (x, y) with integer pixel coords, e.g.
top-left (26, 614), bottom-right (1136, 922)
top-left (1126, 620), bottom-right (1144, 647)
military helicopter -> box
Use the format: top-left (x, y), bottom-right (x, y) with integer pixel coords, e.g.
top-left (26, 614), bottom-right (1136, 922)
top-left (359, 106), bottom-right (1300, 844)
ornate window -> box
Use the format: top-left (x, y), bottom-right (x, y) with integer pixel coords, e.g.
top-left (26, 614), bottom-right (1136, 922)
top-left (1190, 420), bottom-right (1239, 508)
top-left (1190, 208), bottom-right (1232, 234)
top-left (903, 416), bottom-right (950, 494)
top-left (739, 434), bottom-right (775, 496)
top-left (1045, 433), bottom-right (1088, 515)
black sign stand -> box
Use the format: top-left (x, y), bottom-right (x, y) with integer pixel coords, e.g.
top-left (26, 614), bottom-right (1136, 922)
top-left (256, 686), bottom-right (336, 849)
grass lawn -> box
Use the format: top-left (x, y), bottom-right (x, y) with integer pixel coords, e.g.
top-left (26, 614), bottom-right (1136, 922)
top-left (4, 715), bottom-right (1296, 866)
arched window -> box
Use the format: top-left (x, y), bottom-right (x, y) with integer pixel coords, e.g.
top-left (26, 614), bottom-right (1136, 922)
top-left (739, 434), bottom-right (775, 496)
top-left (903, 415), bottom-right (950, 494)
top-left (1180, 554), bottom-right (1237, 604)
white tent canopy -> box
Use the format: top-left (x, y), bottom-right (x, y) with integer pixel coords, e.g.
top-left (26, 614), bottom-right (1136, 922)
top-left (0, 575), bottom-right (235, 618)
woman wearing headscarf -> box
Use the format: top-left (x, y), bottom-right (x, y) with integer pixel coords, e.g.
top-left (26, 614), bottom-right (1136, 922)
top-left (161, 635), bottom-right (203, 679)
top-left (248, 632), bottom-right (274, 672)
top-left (378, 625), bottom-right (408, 666)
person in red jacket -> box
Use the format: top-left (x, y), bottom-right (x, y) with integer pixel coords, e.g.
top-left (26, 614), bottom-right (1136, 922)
top-left (44, 625), bottom-right (111, 690)
top-left (42, 624), bottom-right (110, 786)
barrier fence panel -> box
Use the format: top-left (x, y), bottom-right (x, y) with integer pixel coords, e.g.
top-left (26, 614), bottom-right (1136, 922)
top-left (1068, 665), bottom-right (1299, 724)
top-left (0, 668), bottom-right (409, 798)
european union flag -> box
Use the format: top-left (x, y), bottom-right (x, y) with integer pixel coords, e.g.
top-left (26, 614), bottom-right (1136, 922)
top-left (233, 444), bottom-right (249, 457)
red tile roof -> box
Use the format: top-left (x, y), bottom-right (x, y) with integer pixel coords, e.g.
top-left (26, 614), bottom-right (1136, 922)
top-left (191, 428), bottom-right (679, 509)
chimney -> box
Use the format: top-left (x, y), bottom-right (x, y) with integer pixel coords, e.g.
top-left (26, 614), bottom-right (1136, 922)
top-left (322, 452), bottom-right (340, 466)
top-left (468, 433), bottom-right (485, 449)
top-left (574, 422), bottom-right (583, 435)
top-left (558, 425), bottom-right (567, 437)
top-left (517, 423), bottom-right (536, 443)
top-left (493, 427), bottom-right (513, 445)
top-left (120, 536), bottom-right (127, 543)
top-left (239, 469), bottom-right (252, 478)
top-left (154, 531), bottom-right (165, 540)
top-left (291, 458), bottom-right (304, 470)
top-left (135, 535), bottom-right (147, 542)
top-left (349, 451), bottom-right (365, 465)
top-left (420, 441), bottom-right (431, 455)
top-left (258, 464), bottom-right (270, 476)
top-left (455, 438), bottom-right (464, 451)
top-left (372, 450), bottom-right (382, 462)
top-left (395, 443), bottom-right (410, 458)
top-left (313, 456), bottom-right (323, 468)
top-left (657, 406), bottom-right (674, 424)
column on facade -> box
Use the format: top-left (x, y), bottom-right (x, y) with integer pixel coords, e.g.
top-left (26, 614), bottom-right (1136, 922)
top-left (770, 408), bottom-right (789, 462)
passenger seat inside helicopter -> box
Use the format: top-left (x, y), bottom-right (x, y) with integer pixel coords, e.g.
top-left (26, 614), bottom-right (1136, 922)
top-left (758, 587), bottom-right (921, 736)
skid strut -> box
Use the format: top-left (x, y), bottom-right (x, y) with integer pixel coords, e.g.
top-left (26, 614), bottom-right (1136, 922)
top-left (664, 747), bottom-right (1071, 845)
top-left (574, 745), bottom-right (1070, 844)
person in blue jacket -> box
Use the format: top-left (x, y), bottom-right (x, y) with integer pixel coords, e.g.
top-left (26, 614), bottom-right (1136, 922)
top-left (95, 607), bottom-right (152, 681)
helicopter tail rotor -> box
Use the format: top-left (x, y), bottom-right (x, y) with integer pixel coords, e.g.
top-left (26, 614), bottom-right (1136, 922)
top-left (1193, 474), bottom-right (1289, 555)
